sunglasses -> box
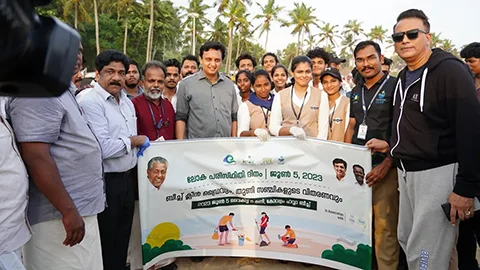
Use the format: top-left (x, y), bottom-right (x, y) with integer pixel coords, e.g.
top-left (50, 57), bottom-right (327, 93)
top-left (391, 29), bottom-right (428, 43)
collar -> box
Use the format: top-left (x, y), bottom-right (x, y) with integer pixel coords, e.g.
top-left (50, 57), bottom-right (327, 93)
top-left (361, 73), bottom-right (388, 89)
top-left (197, 69), bottom-right (225, 83)
top-left (94, 83), bottom-right (127, 101)
top-left (69, 82), bottom-right (77, 95)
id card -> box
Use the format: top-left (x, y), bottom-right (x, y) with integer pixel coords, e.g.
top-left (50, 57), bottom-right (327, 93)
top-left (357, 124), bottom-right (368, 140)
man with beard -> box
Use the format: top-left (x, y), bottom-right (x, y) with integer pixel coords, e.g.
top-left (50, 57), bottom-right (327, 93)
top-left (133, 61), bottom-right (175, 141)
top-left (125, 59), bottom-right (143, 100)
top-left (162, 59), bottom-right (181, 111)
top-left (306, 47), bottom-right (330, 89)
top-left (180, 54), bottom-right (199, 78)
top-left (345, 41), bottom-right (399, 269)
top-left (78, 50), bottom-right (148, 270)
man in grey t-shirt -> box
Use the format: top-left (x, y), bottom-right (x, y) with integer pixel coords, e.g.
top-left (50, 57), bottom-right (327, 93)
top-left (176, 41), bottom-right (238, 139)
top-left (7, 40), bottom-right (105, 270)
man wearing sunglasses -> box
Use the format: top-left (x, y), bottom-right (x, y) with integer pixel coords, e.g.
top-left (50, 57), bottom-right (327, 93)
top-left (390, 9), bottom-right (480, 270)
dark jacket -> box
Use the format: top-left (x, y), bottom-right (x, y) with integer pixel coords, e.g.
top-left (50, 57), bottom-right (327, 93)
top-left (390, 49), bottom-right (480, 198)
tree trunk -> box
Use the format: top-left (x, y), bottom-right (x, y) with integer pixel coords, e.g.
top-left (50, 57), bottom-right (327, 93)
top-left (264, 29), bottom-right (269, 51)
top-left (296, 32), bottom-right (301, 55)
top-left (123, 17), bottom-right (128, 54)
top-left (225, 24), bottom-right (234, 75)
top-left (146, 0), bottom-right (154, 61)
top-left (94, 0), bottom-right (100, 55)
top-left (74, 1), bottom-right (78, 29)
top-left (300, 31), bottom-right (305, 54)
top-left (235, 35), bottom-right (241, 63)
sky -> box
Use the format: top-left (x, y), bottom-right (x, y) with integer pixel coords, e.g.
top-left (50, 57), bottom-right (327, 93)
top-left (173, 0), bottom-right (480, 57)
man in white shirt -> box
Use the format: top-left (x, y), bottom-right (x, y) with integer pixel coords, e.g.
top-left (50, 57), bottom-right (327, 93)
top-left (0, 115), bottom-right (30, 270)
top-left (333, 158), bottom-right (347, 182)
top-left (79, 49), bottom-right (148, 270)
top-left (162, 59), bottom-right (181, 111)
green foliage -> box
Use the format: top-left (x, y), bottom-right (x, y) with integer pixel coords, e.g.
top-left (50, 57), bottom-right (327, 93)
top-left (142, 240), bottom-right (192, 265)
top-left (321, 243), bottom-right (372, 270)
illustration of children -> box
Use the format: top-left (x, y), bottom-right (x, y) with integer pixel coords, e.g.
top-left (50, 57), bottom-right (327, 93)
top-left (278, 225), bottom-right (298, 248)
top-left (215, 213), bottom-right (237, 246)
top-left (255, 212), bottom-right (271, 245)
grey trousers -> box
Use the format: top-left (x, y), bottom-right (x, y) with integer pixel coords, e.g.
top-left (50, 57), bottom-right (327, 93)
top-left (397, 163), bottom-right (458, 270)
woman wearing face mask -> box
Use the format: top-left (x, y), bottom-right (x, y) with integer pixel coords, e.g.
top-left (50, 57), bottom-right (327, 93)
top-left (271, 65), bottom-right (290, 93)
top-left (235, 70), bottom-right (253, 103)
top-left (237, 70), bottom-right (274, 141)
top-left (320, 67), bottom-right (350, 142)
top-left (269, 56), bottom-right (329, 140)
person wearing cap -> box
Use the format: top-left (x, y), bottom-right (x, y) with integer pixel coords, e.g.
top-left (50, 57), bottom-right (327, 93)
top-left (328, 52), bottom-right (347, 70)
top-left (345, 40), bottom-right (400, 269)
top-left (320, 67), bottom-right (350, 142)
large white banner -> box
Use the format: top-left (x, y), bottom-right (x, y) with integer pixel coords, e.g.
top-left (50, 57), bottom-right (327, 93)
top-left (138, 138), bottom-right (372, 270)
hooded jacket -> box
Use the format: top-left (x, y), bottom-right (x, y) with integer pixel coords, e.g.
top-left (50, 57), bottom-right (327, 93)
top-left (390, 48), bottom-right (480, 198)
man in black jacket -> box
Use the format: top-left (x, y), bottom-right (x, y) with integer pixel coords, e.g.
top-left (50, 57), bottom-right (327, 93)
top-left (388, 9), bottom-right (480, 269)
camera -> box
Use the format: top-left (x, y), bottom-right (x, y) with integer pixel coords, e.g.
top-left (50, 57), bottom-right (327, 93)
top-left (0, 0), bottom-right (80, 97)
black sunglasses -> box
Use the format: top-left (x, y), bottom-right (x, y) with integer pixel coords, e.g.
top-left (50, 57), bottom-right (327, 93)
top-left (391, 29), bottom-right (428, 43)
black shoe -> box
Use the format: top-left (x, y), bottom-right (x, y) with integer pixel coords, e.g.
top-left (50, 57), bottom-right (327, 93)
top-left (190, 257), bottom-right (204, 263)
top-left (302, 263), bottom-right (313, 267)
top-left (160, 263), bottom-right (178, 270)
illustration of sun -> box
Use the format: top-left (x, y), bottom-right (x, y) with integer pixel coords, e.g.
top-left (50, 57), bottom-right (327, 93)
top-left (146, 222), bottom-right (181, 248)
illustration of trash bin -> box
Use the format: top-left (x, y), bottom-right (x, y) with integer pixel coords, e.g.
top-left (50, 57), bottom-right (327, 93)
top-left (238, 235), bottom-right (245, 246)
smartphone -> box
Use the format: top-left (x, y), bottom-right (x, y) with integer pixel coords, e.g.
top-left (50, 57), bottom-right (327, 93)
top-left (441, 198), bottom-right (480, 222)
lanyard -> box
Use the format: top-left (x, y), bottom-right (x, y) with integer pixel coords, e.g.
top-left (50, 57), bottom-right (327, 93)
top-left (290, 86), bottom-right (308, 124)
top-left (147, 99), bottom-right (165, 138)
top-left (361, 75), bottom-right (390, 123)
top-left (260, 107), bottom-right (270, 128)
top-left (329, 102), bottom-right (337, 132)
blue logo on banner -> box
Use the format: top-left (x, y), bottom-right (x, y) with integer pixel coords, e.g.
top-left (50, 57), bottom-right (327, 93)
top-left (223, 155), bottom-right (236, 165)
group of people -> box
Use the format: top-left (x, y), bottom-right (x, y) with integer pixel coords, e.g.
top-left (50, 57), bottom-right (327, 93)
top-left (1, 7), bottom-right (480, 270)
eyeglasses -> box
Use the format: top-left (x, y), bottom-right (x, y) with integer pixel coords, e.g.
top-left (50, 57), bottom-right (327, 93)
top-left (391, 29), bottom-right (428, 43)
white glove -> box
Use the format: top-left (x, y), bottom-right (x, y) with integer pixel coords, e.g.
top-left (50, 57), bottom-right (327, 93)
top-left (254, 128), bottom-right (270, 141)
top-left (289, 126), bottom-right (306, 140)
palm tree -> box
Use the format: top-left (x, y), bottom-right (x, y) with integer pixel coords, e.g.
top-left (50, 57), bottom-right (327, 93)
top-left (281, 2), bottom-right (319, 55)
top-left (115, 0), bottom-right (142, 54)
top-left (61, 0), bottom-right (91, 28)
top-left (304, 33), bottom-right (317, 52)
top-left (342, 19), bottom-right (365, 41)
top-left (367, 25), bottom-right (388, 44)
top-left (93, 0), bottom-right (100, 54)
top-left (146, 0), bottom-right (154, 61)
top-left (282, 42), bottom-right (297, 68)
top-left (253, 0), bottom-right (284, 51)
top-left (441, 39), bottom-right (455, 53)
top-left (209, 18), bottom-right (228, 45)
top-left (235, 15), bottom-right (252, 61)
top-left (318, 22), bottom-right (340, 47)
top-left (216, 0), bottom-right (252, 13)
top-left (222, 1), bottom-right (248, 75)
top-left (180, 0), bottom-right (211, 55)
top-left (430, 32), bottom-right (443, 48)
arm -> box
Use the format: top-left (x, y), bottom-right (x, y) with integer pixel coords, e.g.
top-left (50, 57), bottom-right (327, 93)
top-left (365, 154), bottom-right (392, 187)
top-left (231, 85), bottom-right (239, 137)
top-left (237, 103), bottom-right (251, 137)
top-left (175, 81), bottom-right (189, 140)
top-left (317, 90), bottom-right (329, 139)
top-left (9, 97), bottom-right (84, 247)
top-left (344, 117), bottom-right (356, 143)
top-left (269, 94), bottom-right (285, 136)
top-left (20, 143), bottom-right (85, 246)
top-left (79, 98), bottom-right (134, 159)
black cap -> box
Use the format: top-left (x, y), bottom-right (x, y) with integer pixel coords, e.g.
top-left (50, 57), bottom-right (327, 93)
top-left (329, 52), bottom-right (346, 64)
top-left (320, 67), bottom-right (342, 82)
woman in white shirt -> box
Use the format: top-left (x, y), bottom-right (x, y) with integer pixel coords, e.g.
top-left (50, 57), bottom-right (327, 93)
top-left (269, 56), bottom-right (329, 140)
top-left (235, 70), bottom-right (253, 103)
top-left (271, 65), bottom-right (289, 94)
top-left (237, 70), bottom-right (274, 141)
top-left (320, 67), bottom-right (350, 142)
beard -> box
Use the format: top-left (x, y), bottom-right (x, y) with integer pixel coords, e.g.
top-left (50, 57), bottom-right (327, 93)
top-left (125, 81), bottom-right (139, 88)
top-left (145, 88), bottom-right (162, 100)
